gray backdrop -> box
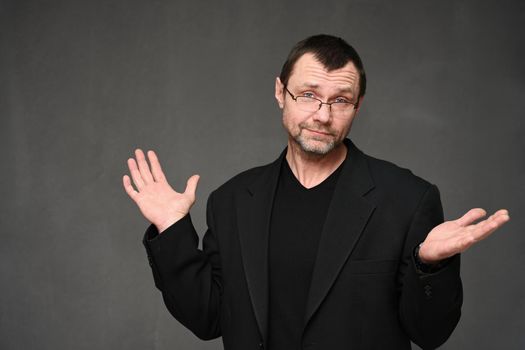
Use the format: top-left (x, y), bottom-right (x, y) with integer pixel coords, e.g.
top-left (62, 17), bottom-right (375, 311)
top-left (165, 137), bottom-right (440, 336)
top-left (1, 0), bottom-right (523, 349)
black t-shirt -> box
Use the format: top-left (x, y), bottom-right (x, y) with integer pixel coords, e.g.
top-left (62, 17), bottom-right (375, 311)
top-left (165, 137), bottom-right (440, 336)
top-left (268, 158), bottom-right (343, 350)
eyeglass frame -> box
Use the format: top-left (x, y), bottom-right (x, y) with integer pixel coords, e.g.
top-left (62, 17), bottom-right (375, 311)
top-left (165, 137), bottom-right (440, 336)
top-left (283, 85), bottom-right (358, 115)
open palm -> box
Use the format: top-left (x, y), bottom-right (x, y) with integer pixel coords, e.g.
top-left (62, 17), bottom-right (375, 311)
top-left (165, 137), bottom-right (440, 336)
top-left (419, 208), bottom-right (510, 263)
top-left (123, 149), bottom-right (200, 233)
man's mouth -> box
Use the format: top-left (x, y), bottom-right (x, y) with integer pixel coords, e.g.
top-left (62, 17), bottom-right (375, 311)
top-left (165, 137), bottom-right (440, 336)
top-left (304, 128), bottom-right (332, 136)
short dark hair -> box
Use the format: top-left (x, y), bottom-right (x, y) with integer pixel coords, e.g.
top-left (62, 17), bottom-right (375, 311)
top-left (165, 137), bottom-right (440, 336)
top-left (279, 34), bottom-right (367, 99)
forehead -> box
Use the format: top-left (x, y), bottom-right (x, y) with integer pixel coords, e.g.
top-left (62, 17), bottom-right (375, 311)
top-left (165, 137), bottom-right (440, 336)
top-left (288, 53), bottom-right (359, 94)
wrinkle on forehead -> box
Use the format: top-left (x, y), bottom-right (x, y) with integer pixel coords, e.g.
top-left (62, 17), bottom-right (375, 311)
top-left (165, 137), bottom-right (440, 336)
top-left (288, 54), bottom-right (359, 96)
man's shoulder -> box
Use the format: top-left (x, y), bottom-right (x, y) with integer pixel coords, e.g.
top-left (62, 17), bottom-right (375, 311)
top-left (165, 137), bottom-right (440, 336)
top-left (362, 151), bottom-right (434, 193)
top-left (342, 138), bottom-right (434, 192)
top-left (227, 162), bottom-right (276, 185)
top-left (211, 158), bottom-right (279, 197)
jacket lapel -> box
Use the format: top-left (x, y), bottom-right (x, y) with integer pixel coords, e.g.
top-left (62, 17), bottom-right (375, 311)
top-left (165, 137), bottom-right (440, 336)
top-left (236, 139), bottom-right (376, 342)
top-left (303, 139), bottom-right (376, 329)
top-left (236, 149), bottom-right (285, 344)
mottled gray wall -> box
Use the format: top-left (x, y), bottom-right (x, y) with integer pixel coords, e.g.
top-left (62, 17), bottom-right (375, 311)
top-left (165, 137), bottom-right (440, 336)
top-left (1, 0), bottom-right (523, 349)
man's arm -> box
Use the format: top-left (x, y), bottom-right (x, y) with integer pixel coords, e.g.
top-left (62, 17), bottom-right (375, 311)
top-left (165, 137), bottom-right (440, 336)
top-left (143, 196), bottom-right (222, 340)
top-left (398, 185), bottom-right (462, 349)
top-left (123, 149), bottom-right (222, 340)
top-left (397, 184), bottom-right (510, 349)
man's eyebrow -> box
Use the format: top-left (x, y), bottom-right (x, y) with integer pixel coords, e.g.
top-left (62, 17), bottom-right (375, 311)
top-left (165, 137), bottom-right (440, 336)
top-left (298, 83), bottom-right (355, 94)
top-left (336, 87), bottom-right (355, 94)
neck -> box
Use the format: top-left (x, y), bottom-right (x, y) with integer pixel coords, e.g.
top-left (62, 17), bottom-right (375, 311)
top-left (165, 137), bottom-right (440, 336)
top-left (285, 139), bottom-right (347, 189)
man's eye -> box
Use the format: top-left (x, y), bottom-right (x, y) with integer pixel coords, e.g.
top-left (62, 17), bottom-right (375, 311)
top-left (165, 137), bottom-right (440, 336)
top-left (334, 97), bottom-right (350, 103)
top-left (302, 92), bottom-right (315, 98)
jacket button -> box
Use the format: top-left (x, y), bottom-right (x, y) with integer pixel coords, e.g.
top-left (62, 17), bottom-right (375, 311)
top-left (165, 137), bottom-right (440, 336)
top-left (424, 284), bottom-right (432, 298)
top-left (258, 342), bottom-right (264, 349)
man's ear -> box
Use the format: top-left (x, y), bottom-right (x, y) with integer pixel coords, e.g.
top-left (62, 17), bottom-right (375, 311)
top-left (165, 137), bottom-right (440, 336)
top-left (275, 77), bottom-right (284, 109)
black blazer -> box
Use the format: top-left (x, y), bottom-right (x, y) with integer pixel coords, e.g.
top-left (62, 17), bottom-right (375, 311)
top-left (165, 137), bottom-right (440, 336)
top-left (143, 139), bottom-right (462, 350)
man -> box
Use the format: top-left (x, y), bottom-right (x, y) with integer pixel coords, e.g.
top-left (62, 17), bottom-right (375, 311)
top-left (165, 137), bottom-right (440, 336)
top-left (123, 35), bottom-right (509, 349)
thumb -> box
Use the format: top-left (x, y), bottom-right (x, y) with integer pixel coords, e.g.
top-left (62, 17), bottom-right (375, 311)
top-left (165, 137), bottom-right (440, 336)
top-left (184, 174), bottom-right (200, 200)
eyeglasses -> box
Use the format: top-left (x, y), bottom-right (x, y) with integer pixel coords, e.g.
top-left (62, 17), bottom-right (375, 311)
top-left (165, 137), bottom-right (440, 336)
top-left (284, 86), bottom-right (357, 117)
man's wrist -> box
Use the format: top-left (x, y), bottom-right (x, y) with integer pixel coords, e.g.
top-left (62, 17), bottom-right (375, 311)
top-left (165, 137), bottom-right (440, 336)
top-left (156, 213), bottom-right (187, 233)
top-left (414, 243), bottom-right (444, 273)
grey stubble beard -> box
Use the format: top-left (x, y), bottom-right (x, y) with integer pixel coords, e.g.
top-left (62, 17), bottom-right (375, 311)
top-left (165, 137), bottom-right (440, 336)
top-left (293, 130), bottom-right (337, 156)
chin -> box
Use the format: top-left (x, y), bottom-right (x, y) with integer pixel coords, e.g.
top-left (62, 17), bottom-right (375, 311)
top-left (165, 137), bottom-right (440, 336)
top-left (296, 136), bottom-right (337, 155)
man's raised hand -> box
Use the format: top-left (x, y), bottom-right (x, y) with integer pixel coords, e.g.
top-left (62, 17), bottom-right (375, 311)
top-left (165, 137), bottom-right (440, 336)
top-left (123, 149), bottom-right (200, 233)
top-left (418, 208), bottom-right (510, 264)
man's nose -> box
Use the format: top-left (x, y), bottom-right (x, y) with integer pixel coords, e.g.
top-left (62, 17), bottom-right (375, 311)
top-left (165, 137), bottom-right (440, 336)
top-left (312, 103), bottom-right (331, 123)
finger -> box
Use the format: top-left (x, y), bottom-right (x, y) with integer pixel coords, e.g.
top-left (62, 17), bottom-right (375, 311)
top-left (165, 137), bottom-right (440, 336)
top-left (481, 210), bottom-right (510, 228)
top-left (471, 212), bottom-right (510, 240)
top-left (123, 175), bottom-right (139, 200)
top-left (135, 149), bottom-right (154, 184)
top-left (184, 174), bottom-right (200, 201)
top-left (127, 158), bottom-right (145, 190)
top-left (483, 209), bottom-right (510, 227)
top-left (440, 211), bottom-right (510, 256)
top-left (147, 150), bottom-right (166, 182)
top-left (455, 208), bottom-right (487, 227)
top-left (491, 209), bottom-right (509, 218)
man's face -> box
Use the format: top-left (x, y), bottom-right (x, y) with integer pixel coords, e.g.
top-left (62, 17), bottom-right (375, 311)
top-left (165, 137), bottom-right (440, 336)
top-left (275, 53), bottom-right (361, 156)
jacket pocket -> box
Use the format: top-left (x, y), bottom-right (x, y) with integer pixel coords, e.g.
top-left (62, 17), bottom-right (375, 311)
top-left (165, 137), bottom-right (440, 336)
top-left (345, 259), bottom-right (398, 275)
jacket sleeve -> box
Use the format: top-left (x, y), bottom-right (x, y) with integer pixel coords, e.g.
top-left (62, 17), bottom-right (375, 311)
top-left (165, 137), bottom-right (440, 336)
top-left (142, 192), bottom-right (222, 340)
top-left (398, 184), bottom-right (463, 350)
